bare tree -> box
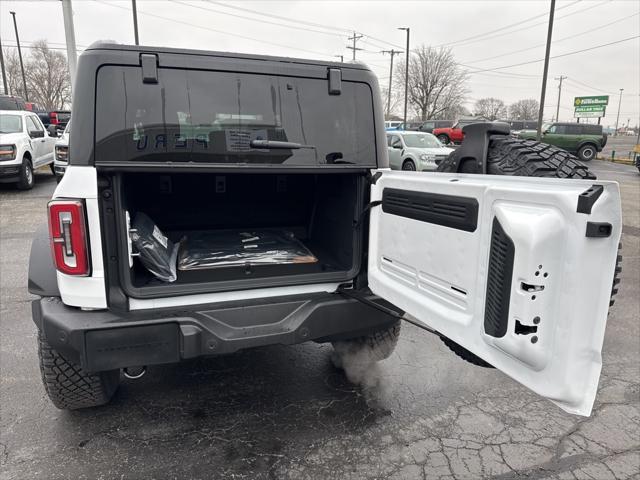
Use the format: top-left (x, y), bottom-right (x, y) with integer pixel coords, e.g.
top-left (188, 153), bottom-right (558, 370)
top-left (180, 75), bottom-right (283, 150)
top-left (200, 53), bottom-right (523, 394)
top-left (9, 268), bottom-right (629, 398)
top-left (508, 99), bottom-right (539, 120)
top-left (4, 40), bottom-right (71, 109)
top-left (395, 46), bottom-right (468, 121)
top-left (474, 97), bottom-right (506, 120)
top-left (381, 85), bottom-right (402, 119)
top-left (3, 49), bottom-right (24, 98)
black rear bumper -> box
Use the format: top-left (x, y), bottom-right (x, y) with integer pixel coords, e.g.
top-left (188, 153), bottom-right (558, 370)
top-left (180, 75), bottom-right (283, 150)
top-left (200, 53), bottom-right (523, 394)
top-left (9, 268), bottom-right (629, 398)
top-left (32, 292), bottom-right (398, 373)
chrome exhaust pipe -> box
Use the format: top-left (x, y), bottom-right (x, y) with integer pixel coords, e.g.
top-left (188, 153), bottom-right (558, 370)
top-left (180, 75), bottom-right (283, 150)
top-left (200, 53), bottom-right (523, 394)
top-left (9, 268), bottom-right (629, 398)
top-left (123, 366), bottom-right (147, 379)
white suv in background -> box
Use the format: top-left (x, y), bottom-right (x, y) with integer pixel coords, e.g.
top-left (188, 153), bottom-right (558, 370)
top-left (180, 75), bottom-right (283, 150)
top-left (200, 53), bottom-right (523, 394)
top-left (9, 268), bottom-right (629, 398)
top-left (53, 120), bottom-right (70, 179)
top-left (0, 110), bottom-right (56, 189)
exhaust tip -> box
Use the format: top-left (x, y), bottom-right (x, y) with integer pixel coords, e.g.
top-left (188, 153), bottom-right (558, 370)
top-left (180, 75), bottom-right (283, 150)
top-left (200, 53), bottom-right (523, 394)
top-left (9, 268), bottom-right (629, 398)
top-left (123, 366), bottom-right (147, 379)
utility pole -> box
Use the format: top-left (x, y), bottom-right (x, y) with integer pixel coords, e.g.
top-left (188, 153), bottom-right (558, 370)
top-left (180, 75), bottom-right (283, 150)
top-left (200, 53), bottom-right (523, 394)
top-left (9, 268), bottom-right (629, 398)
top-left (334, 55), bottom-right (344, 62)
top-left (0, 37), bottom-right (8, 95)
top-left (536, 0), bottom-right (555, 141)
top-left (346, 31), bottom-right (363, 61)
top-left (9, 11), bottom-right (28, 101)
top-left (554, 75), bottom-right (566, 122)
top-left (614, 88), bottom-right (624, 135)
top-left (398, 27), bottom-right (410, 126)
top-left (61, 0), bottom-right (78, 92)
top-left (382, 49), bottom-right (402, 118)
top-left (132, 0), bottom-right (140, 45)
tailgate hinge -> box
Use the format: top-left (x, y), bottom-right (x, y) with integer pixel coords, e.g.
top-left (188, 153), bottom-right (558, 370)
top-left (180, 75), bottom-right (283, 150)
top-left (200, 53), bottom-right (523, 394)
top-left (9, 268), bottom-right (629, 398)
top-left (140, 53), bottom-right (159, 84)
top-left (327, 68), bottom-right (341, 95)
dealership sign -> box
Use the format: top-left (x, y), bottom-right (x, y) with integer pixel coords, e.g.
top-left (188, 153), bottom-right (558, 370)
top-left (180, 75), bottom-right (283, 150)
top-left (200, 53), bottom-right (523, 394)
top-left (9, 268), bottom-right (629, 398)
top-left (574, 96), bottom-right (608, 118)
top-left (574, 96), bottom-right (609, 107)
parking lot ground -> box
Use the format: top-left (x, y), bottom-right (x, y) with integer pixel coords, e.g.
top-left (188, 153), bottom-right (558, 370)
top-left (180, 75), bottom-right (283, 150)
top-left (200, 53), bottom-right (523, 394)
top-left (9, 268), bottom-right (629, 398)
top-left (1, 163), bottom-right (638, 480)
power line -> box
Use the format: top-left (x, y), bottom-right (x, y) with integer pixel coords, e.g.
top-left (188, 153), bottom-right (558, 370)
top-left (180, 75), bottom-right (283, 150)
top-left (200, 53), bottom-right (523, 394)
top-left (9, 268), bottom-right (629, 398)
top-left (207, 0), bottom-right (351, 34)
top-left (440, 0), bottom-right (609, 50)
top-left (564, 78), bottom-right (638, 97)
top-left (94, 0), bottom-right (335, 58)
top-left (462, 10), bottom-right (639, 65)
top-left (207, 0), bottom-right (404, 50)
top-left (433, 0), bottom-right (581, 48)
top-left (463, 35), bottom-right (639, 75)
top-left (172, 0), bottom-right (346, 39)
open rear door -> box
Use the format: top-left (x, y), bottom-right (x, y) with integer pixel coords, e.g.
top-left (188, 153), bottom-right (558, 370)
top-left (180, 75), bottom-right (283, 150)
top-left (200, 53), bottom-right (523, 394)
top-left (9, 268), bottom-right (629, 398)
top-left (368, 171), bottom-right (621, 416)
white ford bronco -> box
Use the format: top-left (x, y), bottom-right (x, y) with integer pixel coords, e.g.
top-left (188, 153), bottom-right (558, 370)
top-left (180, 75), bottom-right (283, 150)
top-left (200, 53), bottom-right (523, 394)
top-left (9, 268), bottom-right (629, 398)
top-left (28, 43), bottom-right (622, 416)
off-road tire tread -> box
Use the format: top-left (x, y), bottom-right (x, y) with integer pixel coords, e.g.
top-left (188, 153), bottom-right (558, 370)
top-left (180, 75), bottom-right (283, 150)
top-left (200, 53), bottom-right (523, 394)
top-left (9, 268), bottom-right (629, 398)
top-left (486, 138), bottom-right (596, 179)
top-left (38, 331), bottom-right (119, 410)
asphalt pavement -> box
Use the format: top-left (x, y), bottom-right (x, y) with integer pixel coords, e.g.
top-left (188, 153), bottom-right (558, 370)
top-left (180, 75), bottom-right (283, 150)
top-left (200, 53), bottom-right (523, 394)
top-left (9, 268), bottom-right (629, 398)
top-left (1, 161), bottom-right (638, 480)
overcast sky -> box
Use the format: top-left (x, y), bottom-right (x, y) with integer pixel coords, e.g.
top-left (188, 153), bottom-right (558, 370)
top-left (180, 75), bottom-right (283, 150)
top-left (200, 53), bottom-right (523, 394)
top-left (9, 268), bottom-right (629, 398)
top-left (1, 0), bottom-right (638, 126)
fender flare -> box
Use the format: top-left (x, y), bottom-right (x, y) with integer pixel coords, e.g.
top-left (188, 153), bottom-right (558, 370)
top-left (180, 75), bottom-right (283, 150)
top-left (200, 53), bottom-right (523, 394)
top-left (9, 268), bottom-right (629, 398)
top-left (28, 224), bottom-right (60, 297)
top-left (576, 140), bottom-right (600, 152)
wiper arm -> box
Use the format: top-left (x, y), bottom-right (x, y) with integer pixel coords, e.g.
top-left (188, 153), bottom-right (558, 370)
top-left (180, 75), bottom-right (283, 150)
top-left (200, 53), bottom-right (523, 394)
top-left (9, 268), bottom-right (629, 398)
top-left (249, 140), bottom-right (315, 150)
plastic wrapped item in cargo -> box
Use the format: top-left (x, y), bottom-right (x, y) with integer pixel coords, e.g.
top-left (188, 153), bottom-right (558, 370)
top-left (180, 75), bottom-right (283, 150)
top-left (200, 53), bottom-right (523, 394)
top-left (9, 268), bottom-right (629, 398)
top-left (178, 229), bottom-right (318, 271)
top-left (130, 212), bottom-right (179, 282)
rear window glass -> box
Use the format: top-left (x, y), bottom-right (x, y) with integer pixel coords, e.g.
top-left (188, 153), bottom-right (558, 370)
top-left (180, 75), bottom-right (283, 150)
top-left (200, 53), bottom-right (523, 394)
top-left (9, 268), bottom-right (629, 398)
top-left (95, 66), bottom-right (376, 166)
top-left (581, 124), bottom-right (602, 135)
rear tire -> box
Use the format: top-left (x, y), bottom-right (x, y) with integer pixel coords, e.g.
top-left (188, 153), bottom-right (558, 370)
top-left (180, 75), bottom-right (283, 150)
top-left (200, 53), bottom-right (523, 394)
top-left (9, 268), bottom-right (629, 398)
top-left (402, 160), bottom-right (416, 171)
top-left (17, 158), bottom-right (34, 190)
top-left (38, 331), bottom-right (120, 410)
top-left (577, 143), bottom-right (597, 162)
top-left (437, 137), bottom-right (620, 368)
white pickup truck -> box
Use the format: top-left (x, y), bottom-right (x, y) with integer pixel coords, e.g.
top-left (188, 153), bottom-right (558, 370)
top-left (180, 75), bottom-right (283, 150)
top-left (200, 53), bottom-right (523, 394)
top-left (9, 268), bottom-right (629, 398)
top-left (0, 110), bottom-right (57, 189)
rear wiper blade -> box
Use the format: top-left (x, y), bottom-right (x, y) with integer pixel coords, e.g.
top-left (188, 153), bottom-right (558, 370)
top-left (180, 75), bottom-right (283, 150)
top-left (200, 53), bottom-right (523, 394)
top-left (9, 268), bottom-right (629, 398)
top-left (249, 140), bottom-right (315, 150)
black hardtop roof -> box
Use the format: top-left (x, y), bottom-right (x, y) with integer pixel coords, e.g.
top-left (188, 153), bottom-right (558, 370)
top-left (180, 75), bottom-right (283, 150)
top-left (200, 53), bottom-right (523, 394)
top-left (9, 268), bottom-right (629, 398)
top-left (85, 42), bottom-right (371, 71)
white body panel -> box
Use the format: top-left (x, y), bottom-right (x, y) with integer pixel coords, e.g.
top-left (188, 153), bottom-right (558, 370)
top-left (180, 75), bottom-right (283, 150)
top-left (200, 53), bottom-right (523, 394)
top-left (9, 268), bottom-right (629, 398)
top-left (53, 166), bottom-right (107, 308)
top-left (368, 171), bottom-right (621, 416)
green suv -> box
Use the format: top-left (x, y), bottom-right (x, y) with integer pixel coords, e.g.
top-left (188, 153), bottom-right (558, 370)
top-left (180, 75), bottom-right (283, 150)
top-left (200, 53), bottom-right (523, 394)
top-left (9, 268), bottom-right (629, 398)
top-left (518, 122), bottom-right (606, 161)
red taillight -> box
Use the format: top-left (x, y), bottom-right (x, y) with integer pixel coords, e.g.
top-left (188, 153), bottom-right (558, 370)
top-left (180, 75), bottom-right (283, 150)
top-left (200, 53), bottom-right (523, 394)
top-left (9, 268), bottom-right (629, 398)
top-left (48, 200), bottom-right (90, 276)
top-left (50, 112), bottom-right (59, 125)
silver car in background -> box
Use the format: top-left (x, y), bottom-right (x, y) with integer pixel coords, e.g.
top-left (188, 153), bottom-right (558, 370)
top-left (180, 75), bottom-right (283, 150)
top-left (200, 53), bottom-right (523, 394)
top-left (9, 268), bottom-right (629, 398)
top-left (387, 131), bottom-right (454, 171)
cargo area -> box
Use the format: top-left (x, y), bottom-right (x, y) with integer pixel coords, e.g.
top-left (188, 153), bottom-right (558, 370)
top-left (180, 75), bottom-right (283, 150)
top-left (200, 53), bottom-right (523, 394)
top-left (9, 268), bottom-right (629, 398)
top-left (114, 172), bottom-right (366, 297)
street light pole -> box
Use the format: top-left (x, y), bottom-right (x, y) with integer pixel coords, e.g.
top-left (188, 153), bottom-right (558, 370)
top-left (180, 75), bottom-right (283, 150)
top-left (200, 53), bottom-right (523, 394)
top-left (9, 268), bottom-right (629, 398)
top-left (614, 88), bottom-right (624, 135)
top-left (536, 0), bottom-right (556, 141)
top-left (132, 0), bottom-right (140, 45)
top-left (61, 0), bottom-right (78, 92)
top-left (398, 27), bottom-right (410, 126)
top-left (0, 37), bottom-right (9, 95)
top-left (9, 11), bottom-right (29, 102)
top-left (554, 75), bottom-right (566, 122)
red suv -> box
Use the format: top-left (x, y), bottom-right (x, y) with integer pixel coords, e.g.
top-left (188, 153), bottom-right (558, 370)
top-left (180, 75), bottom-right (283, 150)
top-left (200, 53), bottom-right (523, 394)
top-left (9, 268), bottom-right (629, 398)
top-left (433, 119), bottom-right (481, 145)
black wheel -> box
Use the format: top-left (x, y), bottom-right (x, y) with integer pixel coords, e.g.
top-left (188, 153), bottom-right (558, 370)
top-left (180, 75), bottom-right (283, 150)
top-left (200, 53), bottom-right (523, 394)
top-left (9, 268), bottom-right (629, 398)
top-left (38, 331), bottom-right (120, 410)
top-left (577, 143), bottom-right (597, 162)
top-left (332, 321), bottom-right (401, 366)
top-left (437, 137), bottom-right (619, 367)
top-left (437, 134), bottom-right (450, 145)
top-left (17, 158), bottom-right (34, 190)
top-left (49, 163), bottom-right (56, 175)
top-left (402, 159), bottom-right (416, 171)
